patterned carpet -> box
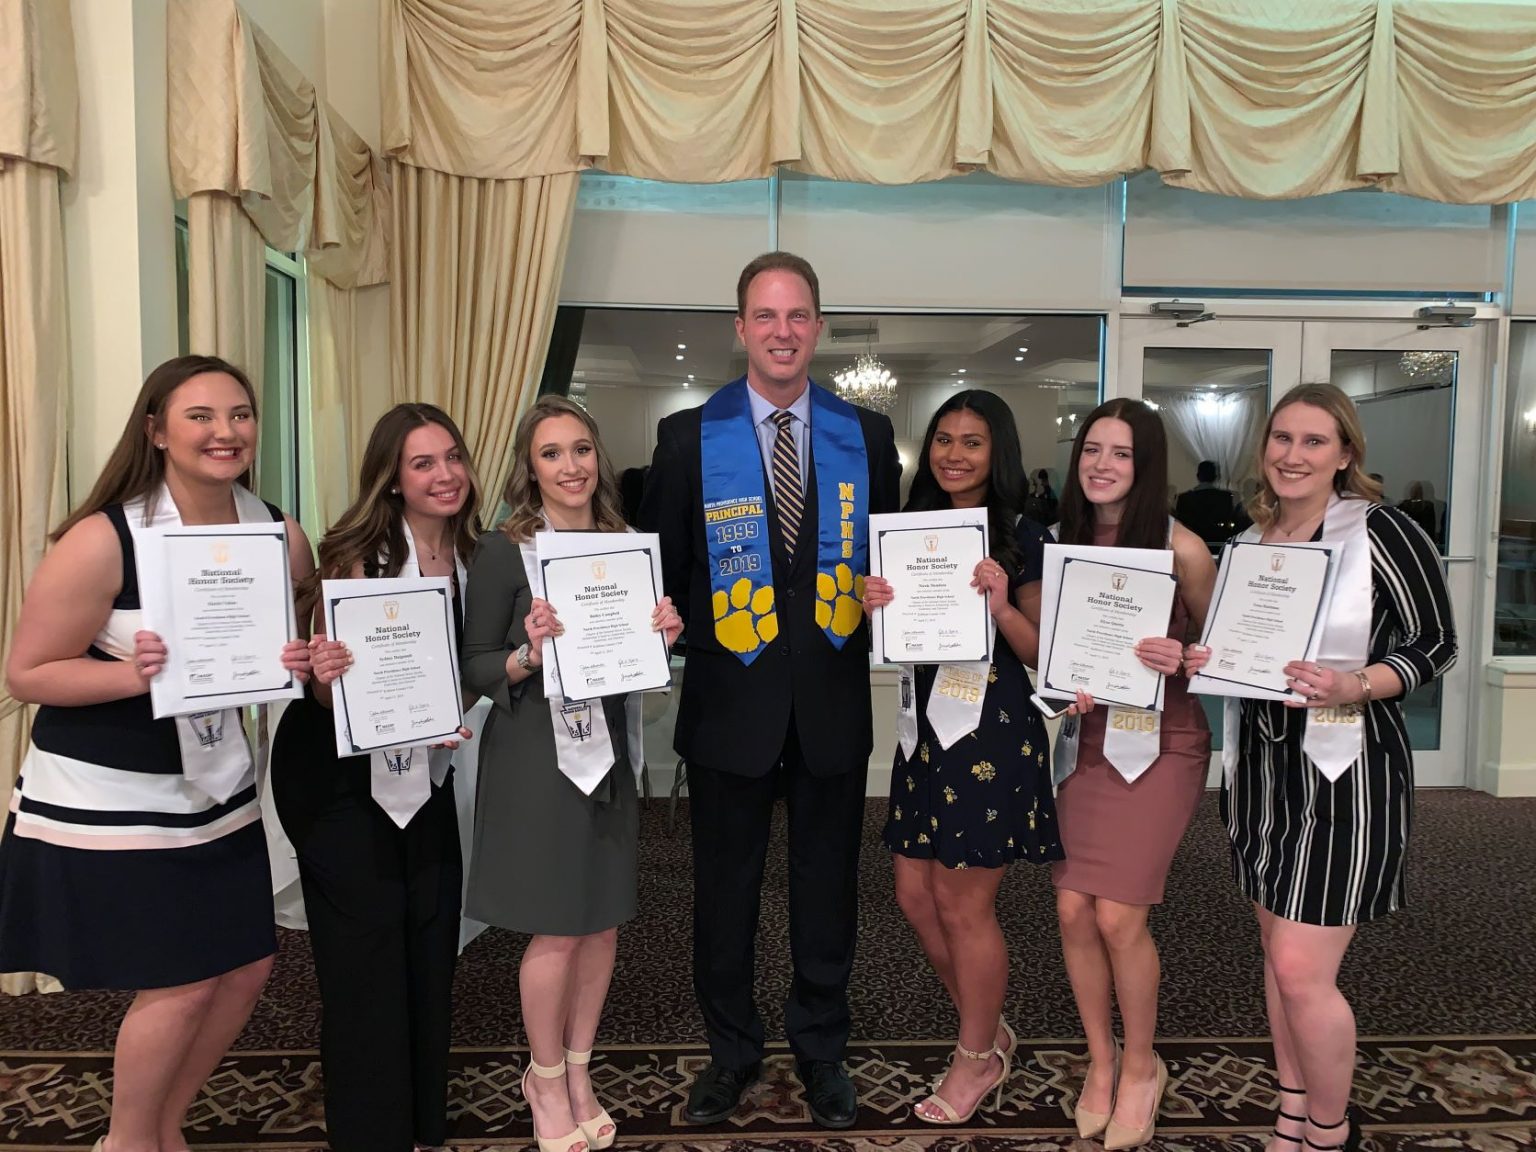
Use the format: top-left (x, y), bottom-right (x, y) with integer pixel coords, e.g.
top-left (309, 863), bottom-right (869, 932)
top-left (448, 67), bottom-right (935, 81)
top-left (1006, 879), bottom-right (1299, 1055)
top-left (2, 790), bottom-right (1534, 1149)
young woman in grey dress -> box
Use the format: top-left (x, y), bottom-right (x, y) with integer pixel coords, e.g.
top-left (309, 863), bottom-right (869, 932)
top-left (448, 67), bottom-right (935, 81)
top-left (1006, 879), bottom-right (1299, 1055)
top-left (1186, 385), bottom-right (1456, 1152)
top-left (461, 396), bottom-right (683, 1152)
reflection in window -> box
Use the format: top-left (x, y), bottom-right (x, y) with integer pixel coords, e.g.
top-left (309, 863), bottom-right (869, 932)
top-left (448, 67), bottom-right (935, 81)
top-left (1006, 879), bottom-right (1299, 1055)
top-left (544, 306), bottom-right (1102, 524)
top-left (1497, 322), bottom-right (1536, 656)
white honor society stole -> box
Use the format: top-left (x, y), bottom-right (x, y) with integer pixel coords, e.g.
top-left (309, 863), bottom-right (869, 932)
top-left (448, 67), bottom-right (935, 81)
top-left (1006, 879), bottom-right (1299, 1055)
top-left (1222, 495), bottom-right (1370, 784)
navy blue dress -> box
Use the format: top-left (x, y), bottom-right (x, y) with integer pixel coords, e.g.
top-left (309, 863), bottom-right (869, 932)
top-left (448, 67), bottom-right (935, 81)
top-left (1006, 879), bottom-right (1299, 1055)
top-left (884, 518), bottom-right (1063, 869)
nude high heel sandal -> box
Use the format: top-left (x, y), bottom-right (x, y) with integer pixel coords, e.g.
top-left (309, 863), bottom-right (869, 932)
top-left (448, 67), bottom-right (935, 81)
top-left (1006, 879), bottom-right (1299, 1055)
top-left (565, 1047), bottom-right (618, 1150)
top-left (523, 1058), bottom-right (589, 1152)
top-left (913, 1041), bottom-right (1010, 1125)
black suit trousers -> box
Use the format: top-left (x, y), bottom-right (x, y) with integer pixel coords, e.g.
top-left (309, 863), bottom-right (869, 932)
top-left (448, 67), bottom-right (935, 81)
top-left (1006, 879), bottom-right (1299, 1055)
top-left (271, 697), bottom-right (462, 1152)
top-left (688, 721), bottom-right (869, 1069)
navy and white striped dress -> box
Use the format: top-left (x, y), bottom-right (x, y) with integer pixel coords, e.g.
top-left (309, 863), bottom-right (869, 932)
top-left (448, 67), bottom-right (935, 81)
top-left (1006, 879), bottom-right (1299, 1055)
top-left (0, 503), bottom-right (277, 989)
top-left (1221, 505), bottom-right (1457, 927)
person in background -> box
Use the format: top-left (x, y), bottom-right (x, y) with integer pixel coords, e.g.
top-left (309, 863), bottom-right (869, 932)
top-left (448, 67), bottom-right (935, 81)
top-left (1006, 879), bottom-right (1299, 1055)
top-left (1049, 398), bottom-right (1216, 1150)
top-left (461, 396), bottom-right (682, 1152)
top-left (1174, 459), bottom-right (1241, 549)
top-left (1186, 384), bottom-right (1456, 1152)
top-left (272, 403), bottom-right (481, 1152)
top-left (863, 390), bottom-right (1061, 1125)
top-left (0, 355), bottom-right (313, 1152)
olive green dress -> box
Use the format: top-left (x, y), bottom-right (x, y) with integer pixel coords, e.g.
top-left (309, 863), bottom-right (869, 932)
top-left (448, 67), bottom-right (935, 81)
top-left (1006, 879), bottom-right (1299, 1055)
top-left (460, 532), bottom-right (638, 936)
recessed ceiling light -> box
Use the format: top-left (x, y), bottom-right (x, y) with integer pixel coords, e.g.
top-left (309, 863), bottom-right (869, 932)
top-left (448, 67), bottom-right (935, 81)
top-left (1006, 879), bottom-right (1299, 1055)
top-left (1018, 346), bottom-right (1028, 353)
top-left (1014, 356), bottom-right (1024, 362)
top-left (675, 354), bottom-right (684, 360)
top-left (683, 381), bottom-right (690, 388)
top-left (677, 343), bottom-right (687, 350)
top-left (687, 374), bottom-right (695, 380)
top-left (958, 368), bottom-right (967, 374)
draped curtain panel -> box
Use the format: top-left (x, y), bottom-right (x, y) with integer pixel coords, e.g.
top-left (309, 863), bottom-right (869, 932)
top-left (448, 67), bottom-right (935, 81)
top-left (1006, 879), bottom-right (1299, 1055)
top-left (381, 0), bottom-right (1536, 203)
top-left (168, 0), bottom-right (390, 513)
top-left (0, 0), bottom-right (75, 998)
top-left (390, 164), bottom-right (579, 511)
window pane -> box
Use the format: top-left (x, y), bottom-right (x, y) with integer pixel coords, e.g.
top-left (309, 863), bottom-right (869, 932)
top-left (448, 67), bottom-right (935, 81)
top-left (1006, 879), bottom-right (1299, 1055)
top-left (261, 264), bottom-right (298, 516)
top-left (174, 219), bottom-right (190, 357)
top-left (1496, 322), bottom-right (1536, 656)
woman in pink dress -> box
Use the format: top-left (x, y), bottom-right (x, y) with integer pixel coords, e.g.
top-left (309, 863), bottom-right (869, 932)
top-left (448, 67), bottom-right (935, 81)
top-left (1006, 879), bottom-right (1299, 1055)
top-left (1047, 399), bottom-right (1216, 1149)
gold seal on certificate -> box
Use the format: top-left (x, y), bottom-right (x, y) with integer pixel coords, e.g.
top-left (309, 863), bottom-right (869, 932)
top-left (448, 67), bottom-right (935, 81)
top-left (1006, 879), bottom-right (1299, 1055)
top-left (538, 531), bottom-right (672, 703)
top-left (136, 522), bottom-right (300, 718)
top-left (1189, 540), bottom-right (1335, 700)
top-left (870, 508), bottom-right (991, 665)
top-left (325, 576), bottom-right (465, 757)
top-left (1037, 544), bottom-right (1177, 710)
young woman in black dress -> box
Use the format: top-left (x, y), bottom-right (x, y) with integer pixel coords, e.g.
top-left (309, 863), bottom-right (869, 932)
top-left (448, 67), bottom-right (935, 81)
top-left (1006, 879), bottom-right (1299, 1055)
top-left (863, 390), bottom-right (1061, 1125)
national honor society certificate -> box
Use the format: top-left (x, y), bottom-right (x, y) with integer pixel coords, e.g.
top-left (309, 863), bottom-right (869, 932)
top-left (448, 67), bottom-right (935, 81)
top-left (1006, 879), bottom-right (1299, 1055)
top-left (1189, 540), bottom-right (1335, 701)
top-left (325, 576), bottom-right (465, 757)
top-left (538, 531), bottom-right (671, 703)
top-left (137, 522), bottom-right (301, 718)
top-left (1037, 544), bottom-right (1177, 711)
top-left (869, 509), bottom-right (991, 665)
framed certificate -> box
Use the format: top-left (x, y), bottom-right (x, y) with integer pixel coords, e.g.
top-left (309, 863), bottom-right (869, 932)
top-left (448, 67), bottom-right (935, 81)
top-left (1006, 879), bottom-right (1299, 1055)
top-left (537, 531), bottom-right (672, 703)
top-left (137, 521), bottom-right (301, 718)
top-left (1037, 544), bottom-right (1177, 710)
top-left (870, 509), bottom-right (991, 664)
top-left (1189, 540), bottom-right (1336, 701)
top-left (325, 576), bottom-right (465, 757)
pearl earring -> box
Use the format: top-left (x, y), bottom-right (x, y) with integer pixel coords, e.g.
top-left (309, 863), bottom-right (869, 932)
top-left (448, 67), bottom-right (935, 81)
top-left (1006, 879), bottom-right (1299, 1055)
top-left (156, 442), bottom-right (166, 449)
top-left (391, 486), bottom-right (400, 495)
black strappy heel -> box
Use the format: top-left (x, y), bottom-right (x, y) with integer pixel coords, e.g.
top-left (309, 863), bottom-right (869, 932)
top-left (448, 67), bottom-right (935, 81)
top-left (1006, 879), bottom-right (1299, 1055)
top-left (1271, 1085), bottom-right (1307, 1147)
top-left (1304, 1111), bottom-right (1361, 1152)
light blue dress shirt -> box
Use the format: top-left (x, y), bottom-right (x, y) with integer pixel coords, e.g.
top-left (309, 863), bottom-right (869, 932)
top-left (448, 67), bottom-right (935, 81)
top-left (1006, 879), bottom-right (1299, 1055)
top-left (746, 381), bottom-right (811, 492)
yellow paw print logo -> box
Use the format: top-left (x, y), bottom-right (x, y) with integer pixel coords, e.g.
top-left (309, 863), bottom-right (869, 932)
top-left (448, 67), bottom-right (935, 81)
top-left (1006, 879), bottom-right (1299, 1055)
top-left (713, 577), bottom-right (777, 654)
top-left (815, 563), bottom-right (865, 638)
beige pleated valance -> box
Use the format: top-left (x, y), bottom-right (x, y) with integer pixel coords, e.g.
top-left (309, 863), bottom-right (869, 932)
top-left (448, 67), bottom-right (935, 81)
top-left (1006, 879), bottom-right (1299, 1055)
top-left (381, 0), bottom-right (1536, 204)
top-left (168, 0), bottom-right (389, 286)
top-left (0, 0), bottom-right (77, 175)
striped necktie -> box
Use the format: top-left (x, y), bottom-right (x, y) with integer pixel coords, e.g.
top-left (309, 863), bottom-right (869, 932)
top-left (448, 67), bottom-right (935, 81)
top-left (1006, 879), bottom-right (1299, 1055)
top-left (770, 409), bottom-right (803, 558)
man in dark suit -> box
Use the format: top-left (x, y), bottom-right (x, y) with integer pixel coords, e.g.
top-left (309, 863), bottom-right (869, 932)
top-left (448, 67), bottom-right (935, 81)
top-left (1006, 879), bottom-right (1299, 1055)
top-left (1174, 460), bottom-right (1240, 548)
top-left (640, 252), bottom-right (900, 1130)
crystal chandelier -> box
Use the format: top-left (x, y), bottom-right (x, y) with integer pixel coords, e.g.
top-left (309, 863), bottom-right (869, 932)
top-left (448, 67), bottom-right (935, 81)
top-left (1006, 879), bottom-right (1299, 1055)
top-left (1398, 350), bottom-right (1456, 381)
top-left (833, 353), bottom-right (898, 413)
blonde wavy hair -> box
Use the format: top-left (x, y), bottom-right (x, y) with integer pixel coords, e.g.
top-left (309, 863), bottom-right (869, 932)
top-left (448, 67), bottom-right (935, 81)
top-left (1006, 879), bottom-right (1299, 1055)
top-left (500, 396), bottom-right (627, 543)
top-left (1246, 383), bottom-right (1384, 531)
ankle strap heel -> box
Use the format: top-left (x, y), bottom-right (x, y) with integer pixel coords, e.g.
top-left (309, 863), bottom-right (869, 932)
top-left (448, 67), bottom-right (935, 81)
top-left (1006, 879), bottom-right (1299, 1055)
top-left (1304, 1111), bottom-right (1361, 1152)
top-left (1271, 1085), bottom-right (1306, 1146)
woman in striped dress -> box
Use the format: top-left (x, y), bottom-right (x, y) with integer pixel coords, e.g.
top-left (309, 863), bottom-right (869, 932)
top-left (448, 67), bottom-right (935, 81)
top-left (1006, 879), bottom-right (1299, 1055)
top-left (0, 356), bottom-right (314, 1152)
top-left (1186, 384), bottom-right (1456, 1152)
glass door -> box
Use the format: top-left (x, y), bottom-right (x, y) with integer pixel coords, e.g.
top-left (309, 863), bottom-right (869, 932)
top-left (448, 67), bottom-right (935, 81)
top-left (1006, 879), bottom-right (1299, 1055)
top-left (1300, 321), bottom-right (1486, 787)
top-left (1119, 319), bottom-right (1303, 771)
top-left (1119, 316), bottom-right (1483, 787)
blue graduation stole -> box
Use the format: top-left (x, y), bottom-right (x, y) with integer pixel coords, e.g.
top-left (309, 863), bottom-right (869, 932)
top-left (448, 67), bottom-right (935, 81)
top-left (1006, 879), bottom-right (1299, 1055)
top-left (699, 378), bottom-right (870, 664)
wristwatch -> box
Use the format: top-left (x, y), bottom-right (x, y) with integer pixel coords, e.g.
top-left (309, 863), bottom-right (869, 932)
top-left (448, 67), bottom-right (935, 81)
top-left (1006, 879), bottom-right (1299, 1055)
top-left (515, 642), bottom-right (536, 671)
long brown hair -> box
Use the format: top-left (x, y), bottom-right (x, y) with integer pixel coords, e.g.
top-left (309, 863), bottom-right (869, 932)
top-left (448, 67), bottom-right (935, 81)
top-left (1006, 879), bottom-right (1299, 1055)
top-left (1057, 398), bottom-right (1170, 551)
top-left (500, 396), bottom-right (626, 543)
top-left (53, 355), bottom-right (258, 540)
top-left (1246, 383), bottom-right (1384, 531)
top-left (299, 404), bottom-right (483, 613)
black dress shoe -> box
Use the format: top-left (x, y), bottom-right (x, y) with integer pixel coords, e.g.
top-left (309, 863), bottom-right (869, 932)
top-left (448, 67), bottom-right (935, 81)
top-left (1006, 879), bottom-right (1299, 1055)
top-left (684, 1061), bottom-right (761, 1124)
top-left (798, 1060), bottom-right (858, 1129)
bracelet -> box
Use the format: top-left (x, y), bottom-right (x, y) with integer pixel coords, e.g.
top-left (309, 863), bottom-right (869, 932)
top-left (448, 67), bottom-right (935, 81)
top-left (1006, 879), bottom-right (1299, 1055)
top-left (1353, 668), bottom-right (1373, 704)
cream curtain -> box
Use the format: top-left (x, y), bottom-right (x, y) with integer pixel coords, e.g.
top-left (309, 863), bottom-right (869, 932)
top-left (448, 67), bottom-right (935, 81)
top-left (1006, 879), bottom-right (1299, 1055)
top-left (391, 164), bottom-right (578, 508)
top-left (381, 0), bottom-right (1536, 203)
top-left (169, 0), bottom-right (391, 511)
top-left (0, 0), bottom-right (75, 998)
top-left (185, 192), bottom-right (268, 388)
